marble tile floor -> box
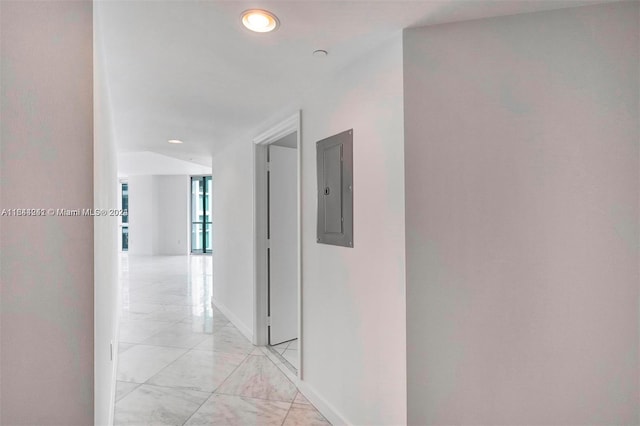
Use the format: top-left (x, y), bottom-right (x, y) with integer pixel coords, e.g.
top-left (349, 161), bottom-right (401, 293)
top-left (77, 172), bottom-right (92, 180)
top-left (115, 254), bottom-right (330, 426)
top-left (269, 339), bottom-right (299, 372)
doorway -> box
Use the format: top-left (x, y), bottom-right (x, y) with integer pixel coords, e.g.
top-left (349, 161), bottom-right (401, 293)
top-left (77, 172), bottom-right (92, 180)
top-left (253, 112), bottom-right (302, 377)
top-left (267, 138), bottom-right (298, 370)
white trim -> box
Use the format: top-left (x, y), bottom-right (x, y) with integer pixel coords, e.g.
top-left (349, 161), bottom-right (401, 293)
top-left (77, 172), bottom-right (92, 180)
top-left (211, 297), bottom-right (254, 343)
top-left (253, 144), bottom-right (268, 346)
top-left (296, 380), bottom-right (352, 426)
top-left (107, 329), bottom-right (120, 426)
top-left (253, 113), bottom-right (299, 146)
top-left (295, 122), bottom-right (302, 379)
top-left (252, 111), bottom-right (303, 379)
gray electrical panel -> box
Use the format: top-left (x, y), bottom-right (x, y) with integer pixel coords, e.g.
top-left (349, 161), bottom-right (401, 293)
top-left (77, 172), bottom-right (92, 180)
top-left (316, 129), bottom-right (353, 247)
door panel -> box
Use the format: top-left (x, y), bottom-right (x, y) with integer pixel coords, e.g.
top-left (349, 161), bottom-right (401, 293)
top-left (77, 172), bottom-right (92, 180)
top-left (268, 145), bottom-right (298, 345)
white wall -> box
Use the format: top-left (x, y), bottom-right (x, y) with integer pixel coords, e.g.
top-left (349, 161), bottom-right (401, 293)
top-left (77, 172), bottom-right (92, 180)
top-left (156, 175), bottom-right (190, 255)
top-left (128, 174), bottom-right (190, 256)
top-left (0, 1), bottom-right (95, 423)
top-left (403, 2), bottom-right (639, 424)
top-left (212, 139), bottom-right (255, 337)
top-left (211, 35), bottom-right (407, 425)
top-left (94, 3), bottom-right (120, 424)
top-left (299, 35), bottom-right (406, 426)
top-left (128, 175), bottom-right (155, 255)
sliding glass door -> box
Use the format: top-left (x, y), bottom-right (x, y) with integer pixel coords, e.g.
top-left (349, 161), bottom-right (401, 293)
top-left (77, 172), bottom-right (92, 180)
top-left (191, 176), bottom-right (212, 254)
top-left (121, 182), bottom-right (129, 251)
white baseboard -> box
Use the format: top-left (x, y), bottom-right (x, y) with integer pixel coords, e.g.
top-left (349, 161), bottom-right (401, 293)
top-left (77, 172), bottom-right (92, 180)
top-left (211, 297), bottom-right (254, 343)
top-left (296, 380), bottom-right (352, 426)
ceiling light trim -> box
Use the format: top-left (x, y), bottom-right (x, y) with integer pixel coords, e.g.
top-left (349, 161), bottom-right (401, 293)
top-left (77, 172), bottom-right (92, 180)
top-left (241, 9), bottom-right (279, 33)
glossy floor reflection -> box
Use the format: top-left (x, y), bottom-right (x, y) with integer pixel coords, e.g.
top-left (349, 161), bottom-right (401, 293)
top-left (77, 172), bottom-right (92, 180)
top-left (115, 255), bottom-right (330, 426)
top-left (270, 339), bottom-right (299, 372)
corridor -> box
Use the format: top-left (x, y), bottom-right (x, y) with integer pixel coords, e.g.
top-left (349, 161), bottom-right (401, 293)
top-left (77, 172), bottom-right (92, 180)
top-left (114, 255), bottom-right (329, 425)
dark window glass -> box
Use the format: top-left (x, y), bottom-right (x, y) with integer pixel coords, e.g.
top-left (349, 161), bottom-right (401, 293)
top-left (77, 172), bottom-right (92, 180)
top-left (191, 176), bottom-right (212, 254)
top-left (122, 183), bottom-right (129, 251)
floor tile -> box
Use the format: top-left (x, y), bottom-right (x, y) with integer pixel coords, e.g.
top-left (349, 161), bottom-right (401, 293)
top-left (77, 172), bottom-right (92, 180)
top-left (129, 293), bottom-right (192, 306)
top-left (282, 404), bottom-right (331, 426)
top-left (142, 322), bottom-right (210, 349)
top-left (115, 381), bottom-right (140, 402)
top-left (216, 355), bottom-right (297, 403)
top-left (293, 391), bottom-right (311, 406)
top-left (115, 384), bottom-right (210, 426)
top-left (119, 311), bottom-right (150, 322)
top-left (274, 360), bottom-right (299, 383)
top-left (144, 304), bottom-right (192, 322)
top-left (148, 349), bottom-right (247, 392)
top-left (115, 255), bottom-right (330, 425)
top-left (251, 346), bottom-right (271, 356)
top-left (184, 394), bottom-right (290, 426)
top-left (263, 346), bottom-right (298, 377)
top-left (282, 349), bottom-right (298, 369)
top-left (270, 342), bottom-right (289, 354)
top-left (117, 344), bottom-right (188, 383)
top-left (118, 342), bottom-right (135, 354)
top-left (122, 302), bottom-right (164, 314)
top-left (193, 325), bottom-right (255, 355)
top-left (183, 315), bottom-right (230, 334)
top-left (119, 318), bottom-right (176, 344)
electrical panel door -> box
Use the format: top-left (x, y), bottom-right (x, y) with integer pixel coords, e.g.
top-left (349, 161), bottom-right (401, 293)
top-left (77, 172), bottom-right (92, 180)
top-left (316, 129), bottom-right (353, 247)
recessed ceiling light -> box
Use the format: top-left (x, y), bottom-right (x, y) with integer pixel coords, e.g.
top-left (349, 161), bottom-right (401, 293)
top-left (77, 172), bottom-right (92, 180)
top-left (313, 49), bottom-right (328, 57)
top-left (168, 139), bottom-right (183, 144)
top-left (241, 9), bottom-right (279, 33)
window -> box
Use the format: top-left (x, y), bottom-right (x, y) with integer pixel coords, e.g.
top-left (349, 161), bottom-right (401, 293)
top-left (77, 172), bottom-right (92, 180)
top-left (191, 176), bottom-right (212, 254)
top-left (121, 182), bottom-right (129, 251)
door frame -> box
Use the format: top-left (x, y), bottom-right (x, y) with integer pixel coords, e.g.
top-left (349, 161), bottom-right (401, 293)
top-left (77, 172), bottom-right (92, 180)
top-left (253, 111), bottom-right (302, 379)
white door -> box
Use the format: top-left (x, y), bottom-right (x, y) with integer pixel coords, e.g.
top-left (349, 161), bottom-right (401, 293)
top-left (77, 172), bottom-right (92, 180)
top-left (268, 144), bottom-right (298, 345)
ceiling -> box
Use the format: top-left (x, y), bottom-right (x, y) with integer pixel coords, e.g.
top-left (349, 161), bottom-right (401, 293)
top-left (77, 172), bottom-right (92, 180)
top-left (118, 151), bottom-right (212, 177)
top-left (96, 0), bottom-right (607, 166)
